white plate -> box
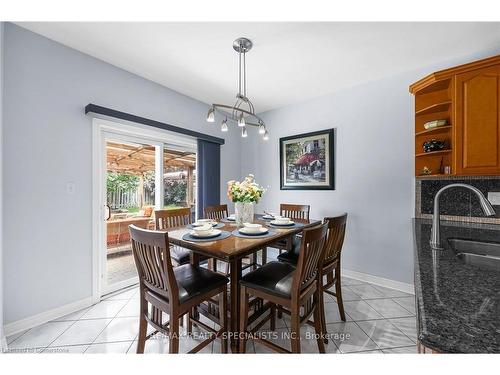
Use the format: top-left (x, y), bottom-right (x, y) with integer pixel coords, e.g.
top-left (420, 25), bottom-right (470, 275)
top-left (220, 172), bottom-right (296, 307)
top-left (270, 220), bottom-right (295, 226)
top-left (226, 217), bottom-right (236, 221)
top-left (189, 229), bottom-right (221, 238)
top-left (262, 215), bottom-right (275, 220)
top-left (239, 227), bottom-right (269, 235)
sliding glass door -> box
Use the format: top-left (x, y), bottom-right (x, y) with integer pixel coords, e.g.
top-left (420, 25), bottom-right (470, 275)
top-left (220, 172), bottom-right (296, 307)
top-left (97, 124), bottom-right (197, 297)
top-left (103, 136), bottom-right (159, 294)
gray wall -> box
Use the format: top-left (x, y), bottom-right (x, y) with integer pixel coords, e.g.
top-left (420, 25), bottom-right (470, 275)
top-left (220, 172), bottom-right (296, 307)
top-left (2, 23), bottom-right (242, 324)
top-left (242, 49), bottom-right (500, 284)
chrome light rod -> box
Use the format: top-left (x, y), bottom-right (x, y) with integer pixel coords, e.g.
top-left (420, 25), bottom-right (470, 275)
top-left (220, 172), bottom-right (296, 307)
top-left (211, 103), bottom-right (264, 128)
top-left (206, 37), bottom-right (268, 140)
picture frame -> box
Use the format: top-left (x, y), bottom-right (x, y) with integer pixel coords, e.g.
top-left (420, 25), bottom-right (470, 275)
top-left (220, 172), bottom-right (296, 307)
top-left (279, 129), bottom-right (335, 190)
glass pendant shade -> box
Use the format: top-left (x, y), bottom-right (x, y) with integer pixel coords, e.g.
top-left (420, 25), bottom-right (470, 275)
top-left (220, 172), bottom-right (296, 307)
top-left (241, 127), bottom-right (248, 138)
top-left (206, 107), bottom-right (215, 122)
top-left (238, 113), bottom-right (246, 127)
top-left (221, 119), bottom-right (228, 132)
top-left (263, 130), bottom-right (269, 140)
top-left (258, 123), bottom-right (266, 134)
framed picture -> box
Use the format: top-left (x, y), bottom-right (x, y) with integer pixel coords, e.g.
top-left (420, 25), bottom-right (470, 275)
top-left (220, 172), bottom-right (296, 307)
top-left (279, 129), bottom-right (335, 190)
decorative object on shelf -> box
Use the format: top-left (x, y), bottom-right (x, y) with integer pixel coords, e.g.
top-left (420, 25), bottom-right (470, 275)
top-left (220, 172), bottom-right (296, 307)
top-left (422, 139), bottom-right (445, 153)
top-left (423, 119), bottom-right (447, 130)
top-left (444, 166), bottom-right (452, 174)
top-left (227, 174), bottom-right (265, 226)
top-left (206, 37), bottom-right (268, 141)
top-left (421, 166), bottom-right (432, 175)
top-left (279, 129), bottom-right (335, 190)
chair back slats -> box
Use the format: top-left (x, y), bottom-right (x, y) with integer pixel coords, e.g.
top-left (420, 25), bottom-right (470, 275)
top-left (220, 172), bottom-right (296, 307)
top-left (204, 204), bottom-right (229, 220)
top-left (155, 208), bottom-right (192, 230)
top-left (129, 225), bottom-right (178, 301)
top-left (322, 214), bottom-right (348, 266)
top-left (280, 204), bottom-right (310, 220)
top-left (293, 223), bottom-right (328, 295)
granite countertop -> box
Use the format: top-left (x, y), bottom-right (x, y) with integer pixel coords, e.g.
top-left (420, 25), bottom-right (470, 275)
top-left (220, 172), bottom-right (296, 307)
top-left (413, 218), bottom-right (500, 353)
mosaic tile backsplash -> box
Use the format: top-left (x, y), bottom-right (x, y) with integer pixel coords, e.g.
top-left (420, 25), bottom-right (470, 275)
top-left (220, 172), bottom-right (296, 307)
top-left (416, 175), bottom-right (500, 224)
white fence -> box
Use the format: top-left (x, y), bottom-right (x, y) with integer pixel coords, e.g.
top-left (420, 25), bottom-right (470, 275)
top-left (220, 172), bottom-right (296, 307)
top-left (107, 188), bottom-right (155, 209)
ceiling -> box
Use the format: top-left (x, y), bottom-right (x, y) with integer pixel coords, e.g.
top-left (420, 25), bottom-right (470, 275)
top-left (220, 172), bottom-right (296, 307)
top-left (17, 22), bottom-right (500, 113)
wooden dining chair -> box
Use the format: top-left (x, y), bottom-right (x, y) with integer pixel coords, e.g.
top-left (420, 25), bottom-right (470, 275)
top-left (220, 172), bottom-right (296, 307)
top-left (277, 214), bottom-right (348, 341)
top-left (129, 225), bottom-right (228, 354)
top-left (155, 208), bottom-right (192, 266)
top-left (269, 204), bottom-right (311, 254)
top-left (239, 223), bottom-right (328, 353)
top-left (280, 204), bottom-right (311, 220)
top-left (204, 204), bottom-right (229, 221)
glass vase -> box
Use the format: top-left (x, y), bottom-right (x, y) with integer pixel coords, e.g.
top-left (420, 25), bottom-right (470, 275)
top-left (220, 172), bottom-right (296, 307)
top-left (235, 202), bottom-right (255, 226)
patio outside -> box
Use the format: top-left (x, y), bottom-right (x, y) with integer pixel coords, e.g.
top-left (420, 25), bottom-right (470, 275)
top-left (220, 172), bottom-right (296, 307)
top-left (105, 141), bottom-right (196, 288)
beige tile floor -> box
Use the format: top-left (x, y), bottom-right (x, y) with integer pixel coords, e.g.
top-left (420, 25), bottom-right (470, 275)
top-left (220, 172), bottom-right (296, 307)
top-left (5, 250), bottom-right (418, 354)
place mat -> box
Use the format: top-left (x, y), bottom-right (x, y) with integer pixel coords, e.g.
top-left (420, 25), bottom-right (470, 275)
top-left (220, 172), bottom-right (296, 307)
top-left (181, 230), bottom-right (231, 242)
top-left (231, 229), bottom-right (277, 239)
top-left (267, 222), bottom-right (305, 229)
top-left (187, 222), bottom-right (225, 229)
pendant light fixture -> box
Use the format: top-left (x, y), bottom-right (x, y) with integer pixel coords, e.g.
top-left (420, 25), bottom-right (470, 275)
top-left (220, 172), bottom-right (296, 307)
top-left (206, 37), bottom-right (267, 140)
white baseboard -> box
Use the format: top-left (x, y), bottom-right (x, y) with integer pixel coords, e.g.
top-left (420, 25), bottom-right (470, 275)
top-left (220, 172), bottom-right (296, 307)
top-left (3, 297), bottom-right (94, 337)
top-left (342, 268), bottom-right (415, 295)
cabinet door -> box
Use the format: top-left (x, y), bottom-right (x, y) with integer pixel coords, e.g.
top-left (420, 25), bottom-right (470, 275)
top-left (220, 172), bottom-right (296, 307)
top-left (454, 66), bottom-right (500, 175)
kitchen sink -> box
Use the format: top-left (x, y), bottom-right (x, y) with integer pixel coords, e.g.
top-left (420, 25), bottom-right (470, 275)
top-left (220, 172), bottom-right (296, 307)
top-left (448, 238), bottom-right (500, 271)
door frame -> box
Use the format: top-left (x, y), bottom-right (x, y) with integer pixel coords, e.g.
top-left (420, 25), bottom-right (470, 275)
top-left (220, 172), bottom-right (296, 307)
top-left (91, 118), bottom-right (197, 302)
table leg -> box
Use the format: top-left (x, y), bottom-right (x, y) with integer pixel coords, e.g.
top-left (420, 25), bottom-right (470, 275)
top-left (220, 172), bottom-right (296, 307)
top-left (190, 253), bottom-right (201, 320)
top-left (230, 257), bottom-right (243, 353)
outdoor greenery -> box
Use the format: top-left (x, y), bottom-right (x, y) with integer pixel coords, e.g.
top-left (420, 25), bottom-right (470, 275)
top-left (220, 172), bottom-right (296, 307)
top-left (164, 180), bottom-right (187, 205)
top-left (107, 171), bottom-right (188, 208)
top-left (106, 172), bottom-right (139, 193)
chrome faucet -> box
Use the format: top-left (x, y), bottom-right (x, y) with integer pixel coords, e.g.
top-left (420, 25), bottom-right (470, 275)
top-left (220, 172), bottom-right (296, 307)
top-left (430, 183), bottom-right (496, 250)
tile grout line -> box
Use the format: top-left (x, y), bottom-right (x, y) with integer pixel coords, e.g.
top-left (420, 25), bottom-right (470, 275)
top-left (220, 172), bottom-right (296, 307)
top-left (390, 297), bottom-right (416, 314)
top-left (61, 293), bottom-right (134, 351)
top-left (356, 317), bottom-right (417, 348)
top-left (349, 320), bottom-right (382, 353)
top-left (363, 300), bottom-right (415, 319)
top-left (38, 319), bottom-right (81, 353)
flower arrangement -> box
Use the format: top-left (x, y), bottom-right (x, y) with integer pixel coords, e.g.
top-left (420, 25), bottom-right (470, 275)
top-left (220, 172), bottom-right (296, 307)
top-left (227, 174), bottom-right (265, 203)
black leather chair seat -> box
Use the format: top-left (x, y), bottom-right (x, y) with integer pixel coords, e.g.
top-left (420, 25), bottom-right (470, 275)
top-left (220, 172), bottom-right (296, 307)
top-left (170, 245), bottom-right (191, 265)
top-left (277, 250), bottom-right (298, 265)
top-left (174, 264), bottom-right (229, 303)
top-left (276, 236), bottom-right (301, 265)
top-left (240, 261), bottom-right (296, 298)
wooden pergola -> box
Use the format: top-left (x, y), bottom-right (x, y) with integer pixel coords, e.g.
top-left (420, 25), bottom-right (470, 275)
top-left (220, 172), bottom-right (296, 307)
top-left (106, 141), bottom-right (196, 207)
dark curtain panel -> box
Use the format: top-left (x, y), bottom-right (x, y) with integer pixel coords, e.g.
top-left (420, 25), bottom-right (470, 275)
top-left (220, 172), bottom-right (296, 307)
top-left (197, 139), bottom-right (221, 219)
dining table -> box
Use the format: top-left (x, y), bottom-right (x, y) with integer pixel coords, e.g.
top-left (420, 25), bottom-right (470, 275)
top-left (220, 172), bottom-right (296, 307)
top-left (165, 214), bottom-right (321, 353)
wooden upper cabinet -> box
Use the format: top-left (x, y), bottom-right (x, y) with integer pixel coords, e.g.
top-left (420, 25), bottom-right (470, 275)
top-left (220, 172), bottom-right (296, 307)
top-left (454, 66), bottom-right (500, 175)
top-left (410, 55), bottom-right (500, 177)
